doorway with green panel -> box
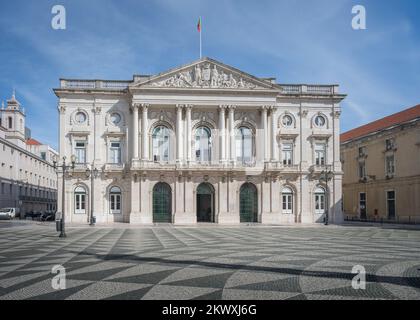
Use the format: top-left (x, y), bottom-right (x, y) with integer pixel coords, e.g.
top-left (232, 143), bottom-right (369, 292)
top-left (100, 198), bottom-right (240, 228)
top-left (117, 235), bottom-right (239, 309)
top-left (239, 183), bottom-right (258, 223)
top-left (153, 182), bottom-right (172, 223)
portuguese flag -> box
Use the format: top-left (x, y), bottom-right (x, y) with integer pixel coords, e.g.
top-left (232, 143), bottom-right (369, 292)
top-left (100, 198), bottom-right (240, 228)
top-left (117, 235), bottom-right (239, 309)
top-left (197, 17), bottom-right (201, 32)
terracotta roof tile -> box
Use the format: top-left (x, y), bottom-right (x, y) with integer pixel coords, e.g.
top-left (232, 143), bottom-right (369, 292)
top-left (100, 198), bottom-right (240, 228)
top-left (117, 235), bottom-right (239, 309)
top-left (26, 138), bottom-right (42, 146)
top-left (341, 104), bottom-right (420, 143)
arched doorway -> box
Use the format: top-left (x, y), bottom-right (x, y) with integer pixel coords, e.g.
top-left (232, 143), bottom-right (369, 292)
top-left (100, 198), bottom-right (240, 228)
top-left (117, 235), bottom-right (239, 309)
top-left (74, 186), bottom-right (87, 215)
top-left (196, 183), bottom-right (215, 222)
top-left (240, 183), bottom-right (258, 223)
top-left (314, 186), bottom-right (326, 215)
top-left (109, 186), bottom-right (122, 214)
top-left (153, 182), bottom-right (172, 223)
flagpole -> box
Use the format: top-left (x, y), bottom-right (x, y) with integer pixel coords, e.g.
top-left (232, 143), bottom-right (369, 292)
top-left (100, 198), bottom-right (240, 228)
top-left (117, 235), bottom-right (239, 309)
top-left (199, 16), bottom-right (202, 59)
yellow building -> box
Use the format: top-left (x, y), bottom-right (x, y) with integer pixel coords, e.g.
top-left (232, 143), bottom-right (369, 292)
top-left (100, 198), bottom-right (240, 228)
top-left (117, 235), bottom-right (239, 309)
top-left (341, 104), bottom-right (420, 223)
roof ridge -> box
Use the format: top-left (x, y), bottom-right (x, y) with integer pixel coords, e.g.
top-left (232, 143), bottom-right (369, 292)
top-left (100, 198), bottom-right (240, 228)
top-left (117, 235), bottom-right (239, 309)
top-left (341, 104), bottom-right (420, 142)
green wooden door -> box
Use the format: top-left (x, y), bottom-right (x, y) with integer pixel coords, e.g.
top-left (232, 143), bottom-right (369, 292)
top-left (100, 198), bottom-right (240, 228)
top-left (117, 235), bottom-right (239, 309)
top-left (240, 183), bottom-right (258, 223)
top-left (153, 183), bottom-right (172, 223)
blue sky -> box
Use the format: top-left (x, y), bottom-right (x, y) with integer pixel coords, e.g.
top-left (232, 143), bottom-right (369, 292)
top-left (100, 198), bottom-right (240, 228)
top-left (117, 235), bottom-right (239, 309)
top-left (0, 0), bottom-right (419, 150)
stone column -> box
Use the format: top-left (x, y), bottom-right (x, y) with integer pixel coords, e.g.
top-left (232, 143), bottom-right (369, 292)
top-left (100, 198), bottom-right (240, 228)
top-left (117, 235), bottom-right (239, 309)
top-left (186, 105), bottom-right (192, 162)
top-left (228, 105), bottom-right (236, 163)
top-left (132, 104), bottom-right (139, 160)
top-left (141, 104), bottom-right (149, 161)
top-left (270, 106), bottom-right (277, 161)
top-left (58, 104), bottom-right (66, 157)
top-left (261, 106), bottom-right (268, 162)
top-left (93, 105), bottom-right (102, 163)
top-left (218, 105), bottom-right (226, 163)
top-left (176, 104), bottom-right (184, 163)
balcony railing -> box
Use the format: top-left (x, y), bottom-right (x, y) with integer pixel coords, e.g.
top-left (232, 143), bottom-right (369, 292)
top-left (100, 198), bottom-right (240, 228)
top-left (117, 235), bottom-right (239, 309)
top-left (280, 84), bottom-right (338, 95)
top-left (60, 80), bottom-right (130, 90)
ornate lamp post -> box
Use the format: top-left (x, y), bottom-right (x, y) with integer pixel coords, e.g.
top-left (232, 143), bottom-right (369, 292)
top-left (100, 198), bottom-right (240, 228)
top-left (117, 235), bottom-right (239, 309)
top-left (53, 155), bottom-right (76, 238)
top-left (319, 166), bottom-right (334, 225)
top-left (85, 163), bottom-right (100, 226)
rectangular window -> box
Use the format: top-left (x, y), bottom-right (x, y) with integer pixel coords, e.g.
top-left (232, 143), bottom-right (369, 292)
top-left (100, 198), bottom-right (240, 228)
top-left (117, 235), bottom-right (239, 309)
top-left (359, 192), bottom-right (367, 219)
top-left (8, 117), bottom-right (12, 129)
top-left (358, 146), bottom-right (367, 157)
top-left (386, 155), bottom-right (395, 175)
top-left (387, 191), bottom-right (396, 219)
top-left (40, 152), bottom-right (46, 160)
top-left (109, 142), bottom-right (121, 164)
top-left (385, 139), bottom-right (394, 151)
top-left (1, 183), bottom-right (4, 194)
top-left (315, 143), bottom-right (326, 166)
top-left (282, 143), bottom-right (293, 165)
top-left (359, 162), bottom-right (366, 179)
top-left (282, 194), bottom-right (293, 214)
top-left (75, 141), bottom-right (86, 164)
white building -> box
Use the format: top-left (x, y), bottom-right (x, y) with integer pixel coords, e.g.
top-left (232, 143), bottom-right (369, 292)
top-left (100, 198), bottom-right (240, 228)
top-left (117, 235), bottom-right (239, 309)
top-left (0, 92), bottom-right (58, 213)
top-left (54, 58), bottom-right (345, 225)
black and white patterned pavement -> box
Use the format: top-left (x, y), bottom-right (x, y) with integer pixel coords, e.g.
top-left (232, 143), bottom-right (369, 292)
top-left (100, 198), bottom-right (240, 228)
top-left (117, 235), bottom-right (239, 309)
top-left (0, 221), bottom-right (419, 300)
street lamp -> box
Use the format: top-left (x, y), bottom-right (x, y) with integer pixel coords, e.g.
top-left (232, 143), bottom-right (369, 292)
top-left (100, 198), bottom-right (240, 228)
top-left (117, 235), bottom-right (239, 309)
top-left (319, 166), bottom-right (334, 225)
top-left (53, 155), bottom-right (76, 238)
top-left (85, 163), bottom-right (100, 226)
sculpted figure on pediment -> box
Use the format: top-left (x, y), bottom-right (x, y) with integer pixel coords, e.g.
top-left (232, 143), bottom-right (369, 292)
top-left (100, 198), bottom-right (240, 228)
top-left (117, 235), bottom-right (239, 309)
top-left (151, 63), bottom-right (263, 89)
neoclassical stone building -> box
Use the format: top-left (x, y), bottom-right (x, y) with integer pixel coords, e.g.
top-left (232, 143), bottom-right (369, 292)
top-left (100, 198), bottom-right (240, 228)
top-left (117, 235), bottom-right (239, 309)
top-left (54, 58), bottom-right (345, 225)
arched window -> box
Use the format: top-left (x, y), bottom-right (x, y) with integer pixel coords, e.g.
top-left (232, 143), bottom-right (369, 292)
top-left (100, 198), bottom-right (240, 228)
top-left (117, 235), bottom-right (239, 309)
top-left (315, 186), bottom-right (326, 214)
top-left (282, 187), bottom-right (293, 214)
top-left (109, 186), bottom-right (121, 214)
top-left (236, 126), bottom-right (253, 164)
top-left (74, 186), bottom-right (86, 214)
top-left (195, 126), bottom-right (212, 162)
top-left (152, 126), bottom-right (170, 162)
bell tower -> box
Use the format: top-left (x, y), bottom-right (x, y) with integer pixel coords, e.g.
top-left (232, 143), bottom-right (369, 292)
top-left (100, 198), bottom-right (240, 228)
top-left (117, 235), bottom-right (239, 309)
top-left (0, 90), bottom-right (26, 148)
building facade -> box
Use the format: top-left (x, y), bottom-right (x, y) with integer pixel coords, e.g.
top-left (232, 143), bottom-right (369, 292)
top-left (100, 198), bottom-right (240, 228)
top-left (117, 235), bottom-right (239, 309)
top-left (55, 58), bottom-right (345, 225)
top-left (0, 93), bottom-right (58, 213)
top-left (341, 104), bottom-right (420, 223)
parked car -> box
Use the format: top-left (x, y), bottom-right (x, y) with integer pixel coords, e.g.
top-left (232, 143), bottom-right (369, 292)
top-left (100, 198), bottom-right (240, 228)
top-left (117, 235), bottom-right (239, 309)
top-left (41, 211), bottom-right (56, 221)
top-left (25, 211), bottom-right (42, 220)
top-left (0, 208), bottom-right (19, 220)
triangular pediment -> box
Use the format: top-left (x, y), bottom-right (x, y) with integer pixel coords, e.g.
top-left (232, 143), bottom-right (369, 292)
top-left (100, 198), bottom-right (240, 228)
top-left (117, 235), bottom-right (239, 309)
top-left (130, 57), bottom-right (278, 91)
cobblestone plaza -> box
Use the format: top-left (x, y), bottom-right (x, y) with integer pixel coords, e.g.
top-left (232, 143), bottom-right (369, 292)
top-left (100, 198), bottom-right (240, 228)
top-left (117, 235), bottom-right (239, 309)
top-left (0, 221), bottom-right (419, 300)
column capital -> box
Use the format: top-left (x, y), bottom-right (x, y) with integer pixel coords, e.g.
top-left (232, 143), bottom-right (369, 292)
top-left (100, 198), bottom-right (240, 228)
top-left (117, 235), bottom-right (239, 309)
top-left (58, 104), bottom-right (66, 114)
top-left (219, 104), bottom-right (228, 110)
top-left (141, 103), bottom-right (150, 111)
top-left (92, 105), bottom-right (102, 115)
top-left (331, 110), bottom-right (341, 119)
top-left (176, 104), bottom-right (185, 109)
top-left (185, 104), bottom-right (193, 111)
top-left (261, 105), bottom-right (275, 111)
top-left (228, 105), bottom-right (237, 110)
